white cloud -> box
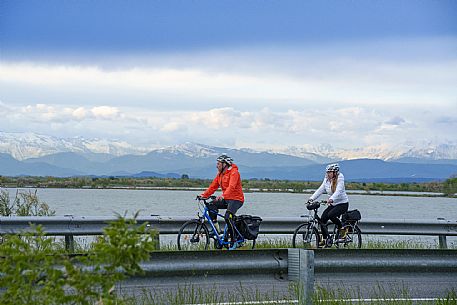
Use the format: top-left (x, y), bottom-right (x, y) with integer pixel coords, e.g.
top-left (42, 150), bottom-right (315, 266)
top-left (90, 106), bottom-right (120, 120)
top-left (72, 107), bottom-right (87, 120)
top-left (0, 100), bottom-right (455, 150)
top-left (160, 121), bottom-right (185, 132)
top-left (1, 38), bottom-right (456, 150)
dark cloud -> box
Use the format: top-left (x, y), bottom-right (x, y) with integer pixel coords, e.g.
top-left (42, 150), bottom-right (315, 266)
top-left (384, 116), bottom-right (406, 126)
top-left (435, 116), bottom-right (457, 124)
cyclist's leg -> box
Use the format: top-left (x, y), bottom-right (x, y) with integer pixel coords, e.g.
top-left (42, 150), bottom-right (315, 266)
top-left (225, 200), bottom-right (243, 244)
top-left (207, 199), bottom-right (228, 233)
top-left (207, 199), bottom-right (227, 221)
top-left (327, 202), bottom-right (349, 229)
top-left (320, 206), bottom-right (332, 239)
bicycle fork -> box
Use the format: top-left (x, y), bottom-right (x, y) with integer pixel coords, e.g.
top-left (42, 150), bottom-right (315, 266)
top-left (190, 219), bottom-right (206, 243)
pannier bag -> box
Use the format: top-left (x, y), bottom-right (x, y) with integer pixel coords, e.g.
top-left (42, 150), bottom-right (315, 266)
top-left (235, 215), bottom-right (263, 240)
top-left (342, 209), bottom-right (362, 223)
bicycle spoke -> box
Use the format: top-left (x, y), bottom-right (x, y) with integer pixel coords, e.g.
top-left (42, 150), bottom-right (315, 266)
top-left (293, 223), bottom-right (319, 249)
top-left (177, 220), bottom-right (210, 251)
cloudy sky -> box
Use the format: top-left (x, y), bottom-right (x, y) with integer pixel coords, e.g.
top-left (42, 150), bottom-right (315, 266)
top-left (1, 0), bottom-right (456, 151)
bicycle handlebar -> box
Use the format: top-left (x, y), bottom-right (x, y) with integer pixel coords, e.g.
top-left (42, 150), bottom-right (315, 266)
top-left (196, 195), bottom-right (217, 204)
top-left (305, 200), bottom-right (328, 210)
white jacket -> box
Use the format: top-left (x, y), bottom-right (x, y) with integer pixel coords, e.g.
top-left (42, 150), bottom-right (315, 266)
top-left (309, 172), bottom-right (349, 205)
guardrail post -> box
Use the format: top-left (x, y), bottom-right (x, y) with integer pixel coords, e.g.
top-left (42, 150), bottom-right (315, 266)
top-left (154, 232), bottom-right (160, 250)
top-left (146, 218), bottom-right (160, 250)
top-left (288, 248), bottom-right (314, 305)
top-left (65, 234), bottom-right (75, 252)
top-left (438, 235), bottom-right (448, 249)
top-left (437, 218), bottom-right (448, 249)
top-left (64, 214), bottom-right (75, 252)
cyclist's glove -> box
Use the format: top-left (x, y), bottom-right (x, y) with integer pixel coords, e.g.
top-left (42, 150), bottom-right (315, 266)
top-left (307, 199), bottom-right (314, 204)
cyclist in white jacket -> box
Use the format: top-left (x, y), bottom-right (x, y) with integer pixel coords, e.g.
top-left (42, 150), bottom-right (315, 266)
top-left (308, 163), bottom-right (349, 245)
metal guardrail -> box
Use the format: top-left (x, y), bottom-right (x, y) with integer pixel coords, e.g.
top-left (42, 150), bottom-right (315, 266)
top-left (0, 243), bottom-right (456, 302)
top-left (1, 216), bottom-right (457, 250)
top-left (314, 248), bottom-right (457, 273)
top-left (112, 249), bottom-right (457, 302)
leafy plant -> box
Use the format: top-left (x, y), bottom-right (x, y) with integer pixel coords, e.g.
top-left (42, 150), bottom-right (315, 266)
top-left (0, 189), bottom-right (55, 216)
top-left (0, 213), bottom-right (158, 305)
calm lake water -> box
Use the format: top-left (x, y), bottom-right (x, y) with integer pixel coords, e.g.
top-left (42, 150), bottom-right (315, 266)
top-left (4, 188), bottom-right (457, 247)
top-left (5, 188), bottom-right (457, 221)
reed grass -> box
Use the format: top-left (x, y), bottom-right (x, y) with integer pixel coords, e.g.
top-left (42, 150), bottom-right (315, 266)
top-left (117, 283), bottom-right (456, 305)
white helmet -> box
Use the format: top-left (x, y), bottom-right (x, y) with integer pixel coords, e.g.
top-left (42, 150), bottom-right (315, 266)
top-left (325, 163), bottom-right (340, 172)
top-left (216, 154), bottom-right (233, 166)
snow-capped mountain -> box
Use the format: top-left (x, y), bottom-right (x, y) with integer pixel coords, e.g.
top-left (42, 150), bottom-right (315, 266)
top-left (276, 142), bottom-right (457, 162)
top-left (153, 142), bottom-right (219, 158)
top-left (397, 143), bottom-right (457, 160)
top-left (1, 131), bottom-right (457, 162)
top-left (0, 132), bottom-right (150, 160)
top-left (1, 132), bottom-right (457, 180)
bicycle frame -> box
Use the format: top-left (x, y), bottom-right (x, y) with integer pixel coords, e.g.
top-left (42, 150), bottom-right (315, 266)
top-left (198, 200), bottom-right (245, 248)
top-left (298, 200), bottom-right (361, 249)
top-left (307, 202), bottom-right (324, 231)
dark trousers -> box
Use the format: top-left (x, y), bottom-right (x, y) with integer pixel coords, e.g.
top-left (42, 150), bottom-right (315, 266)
top-left (320, 202), bottom-right (349, 238)
top-left (207, 199), bottom-right (243, 243)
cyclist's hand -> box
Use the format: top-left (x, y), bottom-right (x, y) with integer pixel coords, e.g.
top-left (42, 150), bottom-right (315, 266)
top-left (328, 198), bottom-right (334, 205)
top-left (307, 199), bottom-right (314, 204)
top-left (196, 195), bottom-right (206, 200)
top-left (216, 195), bottom-right (224, 201)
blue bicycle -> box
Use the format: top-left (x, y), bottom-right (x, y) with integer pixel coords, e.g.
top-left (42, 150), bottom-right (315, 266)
top-left (177, 196), bottom-right (258, 250)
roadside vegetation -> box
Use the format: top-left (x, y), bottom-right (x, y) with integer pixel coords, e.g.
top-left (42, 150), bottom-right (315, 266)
top-left (0, 188), bottom-right (55, 216)
top-left (1, 175), bottom-right (456, 196)
top-left (0, 215), bottom-right (158, 305)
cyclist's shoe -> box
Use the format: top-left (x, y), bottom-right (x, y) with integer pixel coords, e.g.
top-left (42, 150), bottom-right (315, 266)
top-left (339, 227), bottom-right (348, 239)
top-left (319, 238), bottom-right (327, 247)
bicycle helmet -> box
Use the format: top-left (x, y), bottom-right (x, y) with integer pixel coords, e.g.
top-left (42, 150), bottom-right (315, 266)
top-left (216, 154), bottom-right (233, 166)
top-left (325, 163), bottom-right (340, 172)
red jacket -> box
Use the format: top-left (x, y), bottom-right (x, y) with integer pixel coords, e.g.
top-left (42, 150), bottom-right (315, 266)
top-left (201, 163), bottom-right (244, 203)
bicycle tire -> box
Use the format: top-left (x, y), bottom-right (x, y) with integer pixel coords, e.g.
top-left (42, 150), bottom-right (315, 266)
top-left (177, 220), bottom-right (210, 251)
top-left (335, 223), bottom-right (362, 249)
top-left (292, 223), bottom-right (320, 249)
top-left (352, 225), bottom-right (362, 249)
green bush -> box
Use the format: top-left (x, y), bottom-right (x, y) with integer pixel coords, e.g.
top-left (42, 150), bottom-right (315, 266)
top-left (443, 178), bottom-right (457, 197)
top-left (0, 214), bottom-right (158, 305)
top-left (0, 189), bottom-right (55, 216)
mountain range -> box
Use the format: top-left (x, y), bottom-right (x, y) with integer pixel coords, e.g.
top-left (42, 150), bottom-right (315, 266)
top-left (1, 131), bottom-right (457, 182)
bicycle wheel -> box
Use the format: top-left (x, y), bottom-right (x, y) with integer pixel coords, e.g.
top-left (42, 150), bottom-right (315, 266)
top-left (177, 220), bottom-right (210, 251)
top-left (336, 223), bottom-right (362, 249)
top-left (292, 223), bottom-right (320, 249)
top-left (350, 225), bottom-right (362, 249)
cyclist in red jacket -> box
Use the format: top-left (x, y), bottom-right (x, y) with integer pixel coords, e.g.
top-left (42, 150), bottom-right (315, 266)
top-left (200, 154), bottom-right (244, 250)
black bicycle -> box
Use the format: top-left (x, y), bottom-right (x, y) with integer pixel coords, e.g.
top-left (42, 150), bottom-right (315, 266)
top-left (292, 200), bottom-right (362, 249)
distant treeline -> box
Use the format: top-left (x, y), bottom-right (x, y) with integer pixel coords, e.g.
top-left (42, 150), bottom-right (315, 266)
top-left (1, 175), bottom-right (456, 196)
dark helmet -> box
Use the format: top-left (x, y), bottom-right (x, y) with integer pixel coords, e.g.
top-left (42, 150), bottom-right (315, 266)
top-left (216, 154), bottom-right (233, 166)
